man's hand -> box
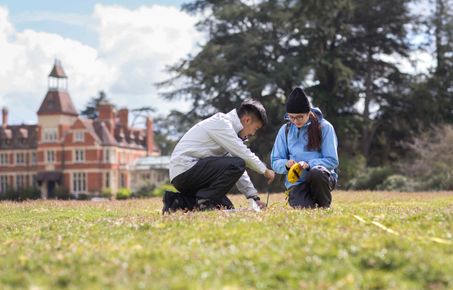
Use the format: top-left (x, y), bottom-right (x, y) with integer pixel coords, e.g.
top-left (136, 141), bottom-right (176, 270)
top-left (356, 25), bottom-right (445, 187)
top-left (256, 199), bottom-right (267, 209)
top-left (264, 169), bottom-right (275, 184)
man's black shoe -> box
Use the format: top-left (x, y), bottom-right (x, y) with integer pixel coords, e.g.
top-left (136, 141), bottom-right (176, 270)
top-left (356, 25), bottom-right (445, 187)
top-left (195, 198), bottom-right (217, 211)
top-left (162, 190), bottom-right (176, 214)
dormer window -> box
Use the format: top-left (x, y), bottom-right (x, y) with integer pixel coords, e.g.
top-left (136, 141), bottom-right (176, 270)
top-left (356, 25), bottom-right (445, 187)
top-left (74, 131), bottom-right (84, 142)
top-left (3, 129), bottom-right (12, 145)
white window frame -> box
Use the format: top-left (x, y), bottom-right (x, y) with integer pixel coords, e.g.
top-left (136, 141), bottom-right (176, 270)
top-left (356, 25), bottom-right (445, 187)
top-left (0, 175), bottom-right (8, 192)
top-left (74, 131), bottom-right (84, 142)
top-left (0, 153), bottom-right (8, 165)
top-left (74, 149), bottom-right (85, 163)
top-left (104, 149), bottom-right (111, 163)
top-left (72, 172), bottom-right (87, 193)
top-left (32, 175), bottom-right (38, 187)
top-left (16, 152), bottom-right (25, 165)
top-left (16, 175), bottom-right (25, 190)
top-left (47, 150), bottom-right (55, 163)
top-left (43, 128), bottom-right (58, 143)
top-left (31, 152), bottom-right (37, 165)
top-left (105, 172), bottom-right (110, 188)
top-left (120, 173), bottom-right (126, 188)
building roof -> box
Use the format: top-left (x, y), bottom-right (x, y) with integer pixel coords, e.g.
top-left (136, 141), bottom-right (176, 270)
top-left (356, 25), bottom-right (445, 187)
top-left (36, 171), bottom-right (62, 182)
top-left (113, 125), bottom-right (147, 149)
top-left (133, 155), bottom-right (170, 170)
top-left (49, 61), bottom-right (67, 78)
top-left (93, 120), bottom-right (117, 146)
top-left (1, 61), bottom-right (157, 155)
top-left (37, 91), bottom-right (78, 116)
top-left (0, 125), bottom-right (38, 149)
top-left (74, 117), bottom-right (147, 149)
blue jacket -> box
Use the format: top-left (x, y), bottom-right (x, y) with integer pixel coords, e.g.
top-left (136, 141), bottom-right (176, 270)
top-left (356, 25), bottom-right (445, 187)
top-left (271, 107), bottom-right (339, 189)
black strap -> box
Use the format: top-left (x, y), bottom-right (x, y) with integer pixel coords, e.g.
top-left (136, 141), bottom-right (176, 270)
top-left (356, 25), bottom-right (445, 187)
top-left (285, 122), bottom-right (291, 159)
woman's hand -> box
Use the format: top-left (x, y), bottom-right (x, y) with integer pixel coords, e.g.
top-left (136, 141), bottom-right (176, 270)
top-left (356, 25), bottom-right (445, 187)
top-left (286, 159), bottom-right (296, 169)
top-left (298, 161), bottom-right (310, 170)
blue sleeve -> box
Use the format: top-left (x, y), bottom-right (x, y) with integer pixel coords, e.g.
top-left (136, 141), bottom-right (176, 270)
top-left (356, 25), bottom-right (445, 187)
top-left (271, 125), bottom-right (290, 175)
top-left (307, 122), bottom-right (339, 170)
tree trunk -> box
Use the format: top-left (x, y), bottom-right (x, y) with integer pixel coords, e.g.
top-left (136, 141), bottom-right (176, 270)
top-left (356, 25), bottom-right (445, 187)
top-left (434, 0), bottom-right (446, 76)
top-left (361, 46), bottom-right (374, 159)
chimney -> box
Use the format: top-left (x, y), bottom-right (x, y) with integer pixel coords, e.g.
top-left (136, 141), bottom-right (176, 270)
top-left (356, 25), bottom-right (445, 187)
top-left (118, 108), bottom-right (129, 129)
top-left (2, 107), bottom-right (8, 128)
top-left (98, 103), bottom-right (115, 135)
top-left (146, 117), bottom-right (154, 156)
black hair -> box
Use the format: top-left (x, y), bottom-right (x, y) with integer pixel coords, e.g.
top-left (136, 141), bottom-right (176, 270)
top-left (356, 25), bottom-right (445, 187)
top-left (236, 99), bottom-right (268, 126)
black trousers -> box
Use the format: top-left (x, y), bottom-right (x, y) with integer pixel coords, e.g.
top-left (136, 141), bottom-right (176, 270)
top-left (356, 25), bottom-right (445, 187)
top-left (171, 156), bottom-right (246, 209)
top-left (288, 166), bottom-right (336, 209)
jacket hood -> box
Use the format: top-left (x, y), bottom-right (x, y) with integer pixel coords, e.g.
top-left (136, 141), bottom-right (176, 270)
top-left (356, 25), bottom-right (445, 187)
top-left (311, 107), bottom-right (324, 120)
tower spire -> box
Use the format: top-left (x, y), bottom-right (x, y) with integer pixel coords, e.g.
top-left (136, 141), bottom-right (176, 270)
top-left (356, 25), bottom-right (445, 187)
top-left (38, 60), bottom-right (77, 117)
top-left (48, 58), bottom-right (68, 91)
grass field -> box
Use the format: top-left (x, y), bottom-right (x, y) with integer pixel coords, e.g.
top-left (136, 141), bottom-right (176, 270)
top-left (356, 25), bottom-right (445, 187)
top-left (1, 191), bottom-right (453, 290)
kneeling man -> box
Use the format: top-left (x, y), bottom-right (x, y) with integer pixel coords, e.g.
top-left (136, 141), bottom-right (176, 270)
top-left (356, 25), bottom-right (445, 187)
top-left (163, 99), bottom-right (275, 213)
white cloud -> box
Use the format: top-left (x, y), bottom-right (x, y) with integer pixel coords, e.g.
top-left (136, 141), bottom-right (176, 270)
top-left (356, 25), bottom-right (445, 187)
top-left (0, 4), bottom-right (203, 125)
top-left (93, 4), bottom-right (204, 108)
top-left (14, 11), bottom-right (93, 29)
top-left (378, 51), bottom-right (434, 75)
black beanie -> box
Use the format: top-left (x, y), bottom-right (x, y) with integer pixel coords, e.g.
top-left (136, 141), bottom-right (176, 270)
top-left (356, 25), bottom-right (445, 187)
top-left (286, 87), bottom-right (310, 113)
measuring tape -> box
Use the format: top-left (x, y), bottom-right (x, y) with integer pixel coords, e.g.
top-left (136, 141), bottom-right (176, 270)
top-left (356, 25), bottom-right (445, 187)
top-left (353, 215), bottom-right (452, 245)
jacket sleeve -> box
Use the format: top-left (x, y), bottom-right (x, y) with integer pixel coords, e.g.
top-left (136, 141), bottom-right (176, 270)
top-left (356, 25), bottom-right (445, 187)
top-left (271, 125), bottom-right (290, 175)
top-left (203, 120), bottom-right (267, 175)
top-left (307, 122), bottom-right (339, 170)
top-left (236, 171), bottom-right (259, 198)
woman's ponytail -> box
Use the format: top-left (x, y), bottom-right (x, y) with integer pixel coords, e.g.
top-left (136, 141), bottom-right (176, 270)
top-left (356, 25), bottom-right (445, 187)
top-left (307, 111), bottom-right (322, 151)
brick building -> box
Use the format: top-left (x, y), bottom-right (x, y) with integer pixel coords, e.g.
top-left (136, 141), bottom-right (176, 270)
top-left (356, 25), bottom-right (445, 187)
top-left (0, 61), bottom-right (159, 198)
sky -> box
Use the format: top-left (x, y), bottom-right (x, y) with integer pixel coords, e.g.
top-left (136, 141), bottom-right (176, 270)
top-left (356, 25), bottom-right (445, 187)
top-left (0, 0), bottom-right (203, 125)
top-left (0, 1), bottom-right (435, 126)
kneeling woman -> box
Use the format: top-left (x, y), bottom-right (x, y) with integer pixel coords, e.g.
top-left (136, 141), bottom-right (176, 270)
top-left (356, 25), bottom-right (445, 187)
top-left (271, 88), bottom-right (339, 208)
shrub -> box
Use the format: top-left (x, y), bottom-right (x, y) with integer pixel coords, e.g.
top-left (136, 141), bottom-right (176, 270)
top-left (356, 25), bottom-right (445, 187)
top-left (401, 125), bottom-right (453, 191)
top-left (151, 183), bottom-right (177, 197)
top-left (100, 188), bottom-right (113, 199)
top-left (345, 166), bottom-right (394, 190)
top-left (77, 193), bottom-right (91, 200)
top-left (54, 186), bottom-right (71, 200)
top-left (132, 185), bottom-right (155, 199)
top-left (1, 187), bottom-right (19, 201)
top-left (422, 162), bottom-right (453, 190)
top-left (116, 188), bottom-right (132, 200)
top-left (377, 175), bottom-right (417, 192)
top-left (338, 154), bottom-right (367, 187)
top-left (19, 187), bottom-right (41, 200)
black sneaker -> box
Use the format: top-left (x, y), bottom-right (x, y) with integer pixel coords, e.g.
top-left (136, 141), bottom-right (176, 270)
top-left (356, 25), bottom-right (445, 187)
top-left (195, 198), bottom-right (217, 211)
top-left (162, 191), bottom-right (176, 214)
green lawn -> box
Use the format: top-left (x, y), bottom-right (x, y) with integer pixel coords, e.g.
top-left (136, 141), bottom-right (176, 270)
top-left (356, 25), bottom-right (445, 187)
top-left (1, 191), bottom-right (452, 290)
